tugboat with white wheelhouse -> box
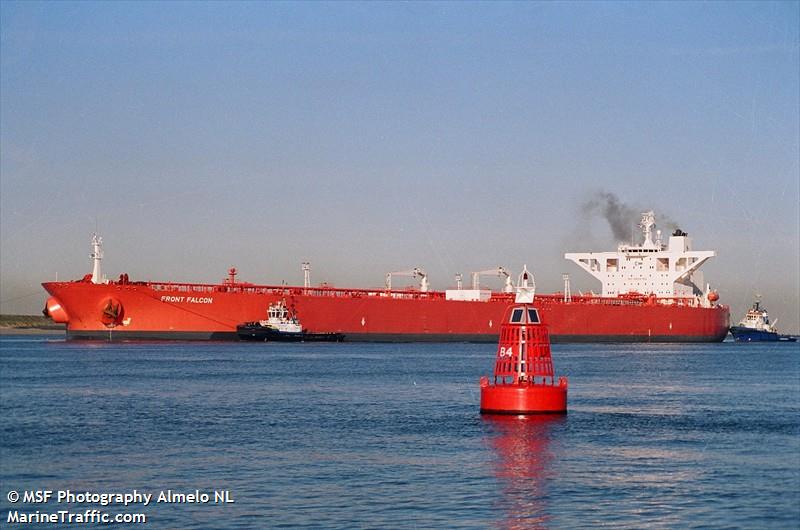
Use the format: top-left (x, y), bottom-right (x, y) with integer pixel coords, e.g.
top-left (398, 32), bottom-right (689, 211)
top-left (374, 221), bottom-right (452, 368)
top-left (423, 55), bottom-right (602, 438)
top-left (237, 300), bottom-right (344, 342)
top-left (729, 300), bottom-right (796, 342)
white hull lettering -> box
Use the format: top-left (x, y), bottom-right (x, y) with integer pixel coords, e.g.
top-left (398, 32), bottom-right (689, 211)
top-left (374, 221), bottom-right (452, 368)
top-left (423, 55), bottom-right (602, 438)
top-left (187, 297), bottom-right (213, 304)
top-left (160, 296), bottom-right (185, 303)
top-left (161, 296), bottom-right (213, 304)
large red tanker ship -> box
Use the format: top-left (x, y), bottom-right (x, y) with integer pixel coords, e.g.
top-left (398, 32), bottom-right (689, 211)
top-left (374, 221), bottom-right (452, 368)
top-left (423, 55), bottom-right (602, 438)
top-left (42, 212), bottom-right (730, 342)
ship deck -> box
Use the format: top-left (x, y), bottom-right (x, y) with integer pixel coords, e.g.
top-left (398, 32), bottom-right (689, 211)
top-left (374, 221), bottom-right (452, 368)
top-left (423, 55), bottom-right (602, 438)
top-left (129, 280), bottom-right (709, 308)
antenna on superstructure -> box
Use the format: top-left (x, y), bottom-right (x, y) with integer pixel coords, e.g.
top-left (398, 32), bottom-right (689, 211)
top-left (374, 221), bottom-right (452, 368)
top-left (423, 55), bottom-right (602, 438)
top-left (640, 211), bottom-right (656, 248)
top-left (455, 273), bottom-right (463, 290)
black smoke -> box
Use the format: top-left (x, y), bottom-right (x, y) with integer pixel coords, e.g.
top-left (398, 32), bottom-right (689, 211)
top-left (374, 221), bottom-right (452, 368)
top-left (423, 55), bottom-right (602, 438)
top-left (581, 191), bottom-right (681, 242)
top-left (581, 191), bottom-right (640, 241)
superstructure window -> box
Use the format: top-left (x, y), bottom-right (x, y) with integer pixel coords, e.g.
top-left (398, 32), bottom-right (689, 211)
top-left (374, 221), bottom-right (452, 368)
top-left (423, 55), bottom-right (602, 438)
top-left (510, 308), bottom-right (524, 323)
top-left (528, 309), bottom-right (540, 323)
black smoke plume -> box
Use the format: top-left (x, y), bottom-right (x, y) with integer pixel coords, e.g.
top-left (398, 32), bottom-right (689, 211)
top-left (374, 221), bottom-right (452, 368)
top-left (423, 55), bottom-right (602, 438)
top-left (581, 191), bottom-right (640, 241)
top-left (581, 191), bottom-right (681, 242)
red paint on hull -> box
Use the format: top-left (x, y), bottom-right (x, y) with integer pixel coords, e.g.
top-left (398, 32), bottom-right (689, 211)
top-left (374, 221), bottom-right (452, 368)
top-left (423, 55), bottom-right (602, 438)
top-left (42, 280), bottom-right (730, 342)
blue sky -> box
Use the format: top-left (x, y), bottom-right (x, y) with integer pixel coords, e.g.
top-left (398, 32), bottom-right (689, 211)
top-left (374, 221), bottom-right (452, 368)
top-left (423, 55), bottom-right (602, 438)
top-left (1, 1), bottom-right (798, 331)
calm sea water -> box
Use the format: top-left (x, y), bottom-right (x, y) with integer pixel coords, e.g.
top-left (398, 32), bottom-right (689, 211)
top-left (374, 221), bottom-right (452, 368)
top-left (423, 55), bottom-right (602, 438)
top-left (1, 336), bottom-right (798, 529)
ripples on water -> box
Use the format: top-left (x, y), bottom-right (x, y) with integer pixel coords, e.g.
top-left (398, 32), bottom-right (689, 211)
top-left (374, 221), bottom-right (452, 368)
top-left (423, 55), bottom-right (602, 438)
top-left (1, 337), bottom-right (798, 528)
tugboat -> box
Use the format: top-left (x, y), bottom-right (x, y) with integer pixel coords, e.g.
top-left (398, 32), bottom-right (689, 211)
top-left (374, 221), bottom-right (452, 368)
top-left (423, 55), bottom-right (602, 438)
top-left (237, 300), bottom-right (344, 342)
top-left (729, 300), bottom-right (797, 342)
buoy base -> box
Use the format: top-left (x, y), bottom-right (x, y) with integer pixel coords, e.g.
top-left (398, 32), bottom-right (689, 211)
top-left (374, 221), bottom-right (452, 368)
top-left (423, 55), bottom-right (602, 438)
top-left (480, 377), bottom-right (568, 414)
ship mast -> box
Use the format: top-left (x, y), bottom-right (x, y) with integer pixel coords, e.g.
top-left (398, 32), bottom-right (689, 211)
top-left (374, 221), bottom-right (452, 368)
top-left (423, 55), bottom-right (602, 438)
top-left (302, 262), bottom-right (311, 290)
top-left (90, 233), bottom-right (105, 284)
top-left (640, 211), bottom-right (657, 249)
top-left (562, 273), bottom-right (572, 303)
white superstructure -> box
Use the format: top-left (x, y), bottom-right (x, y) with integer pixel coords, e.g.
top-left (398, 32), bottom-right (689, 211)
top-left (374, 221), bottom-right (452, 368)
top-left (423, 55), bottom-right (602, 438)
top-left (565, 211), bottom-right (715, 299)
top-left (260, 301), bottom-right (302, 333)
top-left (734, 301), bottom-right (779, 333)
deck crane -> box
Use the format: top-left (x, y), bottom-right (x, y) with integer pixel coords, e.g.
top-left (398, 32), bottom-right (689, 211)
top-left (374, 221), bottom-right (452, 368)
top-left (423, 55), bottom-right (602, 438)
top-left (472, 267), bottom-right (514, 292)
top-left (385, 268), bottom-right (429, 292)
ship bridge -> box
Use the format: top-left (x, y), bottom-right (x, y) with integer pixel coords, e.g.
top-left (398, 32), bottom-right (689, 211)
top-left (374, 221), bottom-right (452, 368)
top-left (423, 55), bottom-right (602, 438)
top-left (565, 211), bottom-right (715, 298)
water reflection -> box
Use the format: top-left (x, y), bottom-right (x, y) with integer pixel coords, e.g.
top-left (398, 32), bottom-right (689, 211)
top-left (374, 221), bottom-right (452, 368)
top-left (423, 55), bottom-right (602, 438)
top-left (483, 414), bottom-right (566, 530)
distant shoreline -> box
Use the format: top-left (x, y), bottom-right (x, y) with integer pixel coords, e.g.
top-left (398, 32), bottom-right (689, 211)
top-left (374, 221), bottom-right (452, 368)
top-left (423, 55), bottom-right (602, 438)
top-left (0, 314), bottom-right (65, 334)
top-left (0, 328), bottom-right (65, 335)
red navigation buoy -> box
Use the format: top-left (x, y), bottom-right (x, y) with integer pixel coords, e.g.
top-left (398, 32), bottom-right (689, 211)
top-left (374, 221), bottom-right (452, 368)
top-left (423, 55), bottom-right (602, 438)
top-left (480, 266), bottom-right (568, 414)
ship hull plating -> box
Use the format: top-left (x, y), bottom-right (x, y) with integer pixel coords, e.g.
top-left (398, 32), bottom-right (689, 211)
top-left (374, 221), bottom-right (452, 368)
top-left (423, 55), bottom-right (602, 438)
top-left (43, 281), bottom-right (730, 343)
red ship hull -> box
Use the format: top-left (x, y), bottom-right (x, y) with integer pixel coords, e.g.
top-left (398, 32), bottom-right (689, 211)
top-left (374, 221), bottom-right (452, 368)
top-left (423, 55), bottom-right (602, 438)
top-left (42, 279), bottom-right (730, 342)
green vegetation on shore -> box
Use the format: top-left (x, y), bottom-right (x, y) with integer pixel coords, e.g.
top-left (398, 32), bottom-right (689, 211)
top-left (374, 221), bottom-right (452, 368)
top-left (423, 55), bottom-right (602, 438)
top-left (0, 314), bottom-right (64, 330)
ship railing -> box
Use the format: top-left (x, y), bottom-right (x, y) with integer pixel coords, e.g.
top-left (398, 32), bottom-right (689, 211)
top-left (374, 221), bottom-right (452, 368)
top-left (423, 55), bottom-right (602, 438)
top-left (143, 281), bottom-right (707, 307)
top-left (150, 283), bottom-right (217, 294)
top-left (534, 294), bottom-right (703, 308)
top-left (145, 281), bottom-right (454, 300)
